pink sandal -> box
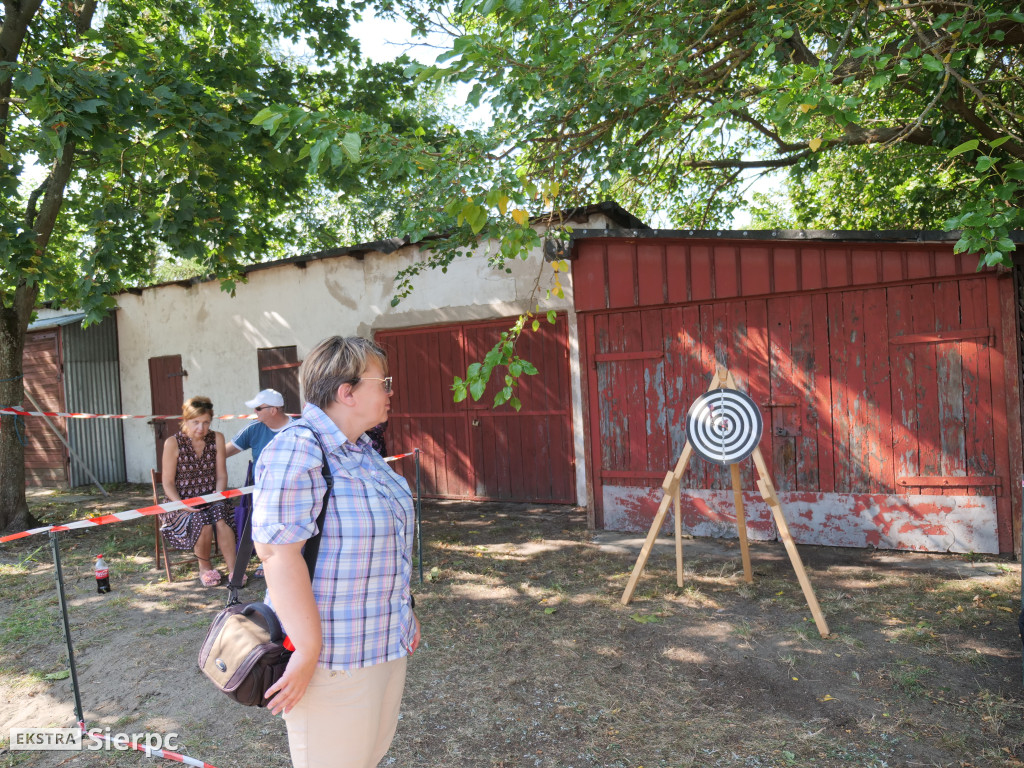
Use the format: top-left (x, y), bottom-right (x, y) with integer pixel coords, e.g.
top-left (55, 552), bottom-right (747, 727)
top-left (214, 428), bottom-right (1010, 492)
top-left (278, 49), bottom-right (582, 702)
top-left (199, 569), bottom-right (221, 587)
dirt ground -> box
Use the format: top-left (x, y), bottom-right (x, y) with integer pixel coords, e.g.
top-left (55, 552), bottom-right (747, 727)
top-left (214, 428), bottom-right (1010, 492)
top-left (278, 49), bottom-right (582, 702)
top-left (1, 485), bottom-right (1023, 768)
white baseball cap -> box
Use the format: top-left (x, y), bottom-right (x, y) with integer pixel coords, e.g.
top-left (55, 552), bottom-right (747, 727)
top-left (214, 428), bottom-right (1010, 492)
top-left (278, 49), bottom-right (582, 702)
top-left (245, 388), bottom-right (285, 409)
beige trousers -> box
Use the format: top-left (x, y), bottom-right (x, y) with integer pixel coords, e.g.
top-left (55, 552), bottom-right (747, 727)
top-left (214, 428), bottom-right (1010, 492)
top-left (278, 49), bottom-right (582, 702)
top-left (283, 656), bottom-right (408, 768)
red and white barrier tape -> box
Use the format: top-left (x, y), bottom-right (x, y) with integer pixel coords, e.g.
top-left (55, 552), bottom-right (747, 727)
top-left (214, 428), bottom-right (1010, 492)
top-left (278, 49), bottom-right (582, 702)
top-left (80, 723), bottom-right (217, 768)
top-left (0, 406), bottom-right (259, 421)
top-left (0, 488), bottom-right (252, 543)
top-left (0, 451), bottom-right (416, 543)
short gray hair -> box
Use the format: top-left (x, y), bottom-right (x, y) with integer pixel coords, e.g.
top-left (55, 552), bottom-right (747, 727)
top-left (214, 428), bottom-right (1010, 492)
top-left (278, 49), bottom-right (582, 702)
top-left (301, 336), bottom-right (388, 410)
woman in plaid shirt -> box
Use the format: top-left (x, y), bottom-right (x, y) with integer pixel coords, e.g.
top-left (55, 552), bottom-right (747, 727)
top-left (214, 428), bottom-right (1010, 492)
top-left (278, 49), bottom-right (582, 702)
top-left (252, 336), bottom-right (420, 768)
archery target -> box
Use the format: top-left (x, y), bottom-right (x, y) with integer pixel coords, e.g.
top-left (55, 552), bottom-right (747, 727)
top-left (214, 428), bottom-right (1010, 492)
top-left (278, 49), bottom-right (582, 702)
top-left (685, 388), bottom-right (763, 466)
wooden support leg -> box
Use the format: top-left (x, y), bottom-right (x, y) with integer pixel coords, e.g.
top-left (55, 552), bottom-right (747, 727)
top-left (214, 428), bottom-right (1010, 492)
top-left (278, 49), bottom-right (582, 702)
top-left (751, 449), bottom-right (831, 638)
top-left (730, 463), bottom-right (753, 583)
top-left (621, 442), bottom-right (696, 605)
top-left (621, 472), bottom-right (678, 605)
top-left (673, 486), bottom-right (684, 588)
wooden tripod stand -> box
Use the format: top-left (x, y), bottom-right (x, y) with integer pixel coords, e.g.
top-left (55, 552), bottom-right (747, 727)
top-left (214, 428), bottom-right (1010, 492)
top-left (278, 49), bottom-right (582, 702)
top-left (619, 366), bottom-right (831, 639)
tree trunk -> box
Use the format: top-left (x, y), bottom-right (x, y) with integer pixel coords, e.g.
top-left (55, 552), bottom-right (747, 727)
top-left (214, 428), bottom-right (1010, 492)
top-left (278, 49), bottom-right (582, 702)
top-left (0, 283), bottom-right (39, 533)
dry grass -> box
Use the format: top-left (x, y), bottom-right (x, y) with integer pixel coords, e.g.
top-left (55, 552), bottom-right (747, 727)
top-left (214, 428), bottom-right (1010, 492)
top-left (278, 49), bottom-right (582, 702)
top-left (1, 490), bottom-right (1023, 767)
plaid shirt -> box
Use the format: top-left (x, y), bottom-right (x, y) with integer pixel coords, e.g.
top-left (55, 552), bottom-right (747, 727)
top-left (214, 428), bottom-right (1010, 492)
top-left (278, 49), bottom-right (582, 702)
top-left (251, 403), bottom-right (415, 670)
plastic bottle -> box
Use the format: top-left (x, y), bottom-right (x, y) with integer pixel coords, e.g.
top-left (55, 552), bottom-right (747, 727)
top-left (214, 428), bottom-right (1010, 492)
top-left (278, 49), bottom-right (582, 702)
top-left (94, 554), bottom-right (111, 594)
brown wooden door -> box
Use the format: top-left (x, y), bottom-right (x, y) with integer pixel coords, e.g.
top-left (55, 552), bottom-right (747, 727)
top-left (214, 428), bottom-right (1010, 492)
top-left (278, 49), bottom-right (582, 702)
top-left (148, 355), bottom-right (184, 472)
top-left (22, 330), bottom-right (67, 486)
top-left (377, 318), bottom-right (576, 503)
top-left (257, 346), bottom-right (302, 414)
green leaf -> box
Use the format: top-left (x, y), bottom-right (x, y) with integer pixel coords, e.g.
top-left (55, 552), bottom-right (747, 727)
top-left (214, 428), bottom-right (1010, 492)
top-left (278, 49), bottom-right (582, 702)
top-left (469, 378), bottom-right (487, 401)
top-left (546, 310), bottom-right (556, 324)
top-left (74, 99), bottom-right (105, 114)
top-left (976, 156), bottom-right (998, 173)
top-left (15, 68), bottom-right (44, 91)
top-left (989, 137), bottom-right (1011, 149)
top-left (250, 107), bottom-right (277, 126)
top-left (948, 140), bottom-right (979, 157)
top-left (920, 54), bottom-right (944, 72)
top-left (309, 138), bottom-right (330, 171)
top-left (543, 606), bottom-right (557, 614)
top-left (340, 132), bottom-right (361, 162)
top-left (43, 670), bottom-right (71, 680)
top-left (867, 73), bottom-right (889, 91)
top-left (452, 376), bottom-right (468, 402)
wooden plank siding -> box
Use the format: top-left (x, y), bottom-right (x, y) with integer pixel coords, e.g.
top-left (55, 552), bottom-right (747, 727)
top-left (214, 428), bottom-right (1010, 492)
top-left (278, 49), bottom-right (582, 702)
top-left (376, 316), bottom-right (576, 504)
top-left (573, 237), bottom-right (1021, 553)
top-left (22, 330), bottom-right (67, 486)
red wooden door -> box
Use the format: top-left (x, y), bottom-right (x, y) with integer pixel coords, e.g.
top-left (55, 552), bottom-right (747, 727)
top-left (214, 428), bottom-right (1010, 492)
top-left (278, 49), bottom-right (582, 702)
top-left (587, 302), bottom-right (772, 534)
top-left (377, 317), bottom-right (576, 503)
top-left (22, 330), bottom-right (67, 486)
top-left (148, 355), bottom-right (184, 472)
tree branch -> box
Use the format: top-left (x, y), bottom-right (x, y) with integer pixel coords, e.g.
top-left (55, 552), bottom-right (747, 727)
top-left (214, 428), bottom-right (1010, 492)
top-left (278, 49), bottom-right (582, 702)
top-left (0, 0), bottom-right (44, 146)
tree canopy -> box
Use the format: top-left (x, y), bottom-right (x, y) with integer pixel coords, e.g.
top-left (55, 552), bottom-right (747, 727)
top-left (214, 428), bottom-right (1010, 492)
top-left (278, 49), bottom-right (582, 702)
top-left (3, 0), bottom-right (1022, 530)
top-left (244, 0), bottom-right (1024, 421)
top-left (747, 144), bottom-right (986, 230)
top-left (0, 0), bottom-right (440, 531)
top-left (403, 0), bottom-right (1022, 257)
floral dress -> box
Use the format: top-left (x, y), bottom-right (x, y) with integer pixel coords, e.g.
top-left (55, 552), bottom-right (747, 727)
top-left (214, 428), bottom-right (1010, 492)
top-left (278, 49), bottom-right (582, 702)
top-left (159, 431), bottom-right (235, 550)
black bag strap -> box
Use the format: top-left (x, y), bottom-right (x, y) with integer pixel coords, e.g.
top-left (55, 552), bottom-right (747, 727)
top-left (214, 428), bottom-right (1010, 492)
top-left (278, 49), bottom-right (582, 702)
top-left (241, 603), bottom-right (286, 642)
top-left (227, 426), bottom-right (334, 606)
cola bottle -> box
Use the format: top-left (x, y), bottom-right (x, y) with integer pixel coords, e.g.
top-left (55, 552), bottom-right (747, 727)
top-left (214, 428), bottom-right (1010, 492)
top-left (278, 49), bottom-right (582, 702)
top-left (94, 554), bottom-right (111, 594)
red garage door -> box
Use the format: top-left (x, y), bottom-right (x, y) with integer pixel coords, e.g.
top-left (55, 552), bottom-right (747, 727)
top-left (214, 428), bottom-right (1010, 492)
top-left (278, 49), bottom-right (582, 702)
top-left (376, 317), bottom-right (576, 503)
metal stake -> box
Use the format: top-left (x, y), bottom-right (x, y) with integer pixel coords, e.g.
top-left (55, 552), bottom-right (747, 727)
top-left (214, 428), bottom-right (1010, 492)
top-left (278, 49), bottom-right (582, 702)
top-left (49, 532), bottom-right (85, 727)
top-left (415, 448), bottom-right (423, 584)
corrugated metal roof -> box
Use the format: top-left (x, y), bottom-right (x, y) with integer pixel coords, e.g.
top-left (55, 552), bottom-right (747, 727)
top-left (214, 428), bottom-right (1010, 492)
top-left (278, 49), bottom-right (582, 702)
top-left (119, 202), bottom-right (649, 297)
top-left (28, 311), bottom-right (87, 330)
top-left (569, 227), bottom-right (1024, 246)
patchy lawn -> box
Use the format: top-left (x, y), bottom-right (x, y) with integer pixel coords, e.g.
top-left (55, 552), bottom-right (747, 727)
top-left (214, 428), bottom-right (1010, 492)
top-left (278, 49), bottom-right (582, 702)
top-left (1, 487), bottom-right (1022, 767)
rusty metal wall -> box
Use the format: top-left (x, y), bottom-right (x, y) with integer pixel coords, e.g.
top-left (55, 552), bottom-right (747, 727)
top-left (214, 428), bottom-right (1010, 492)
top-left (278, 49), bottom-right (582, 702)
top-left (573, 236), bottom-right (1023, 554)
top-left (64, 319), bottom-right (126, 486)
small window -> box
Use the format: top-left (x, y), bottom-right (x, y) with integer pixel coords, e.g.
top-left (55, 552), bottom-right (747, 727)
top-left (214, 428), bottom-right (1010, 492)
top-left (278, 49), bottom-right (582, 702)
top-left (257, 346), bottom-right (301, 414)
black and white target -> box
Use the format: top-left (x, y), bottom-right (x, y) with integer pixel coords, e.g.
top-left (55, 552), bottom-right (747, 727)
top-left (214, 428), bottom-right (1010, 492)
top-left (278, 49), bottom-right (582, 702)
top-left (685, 388), bottom-right (763, 466)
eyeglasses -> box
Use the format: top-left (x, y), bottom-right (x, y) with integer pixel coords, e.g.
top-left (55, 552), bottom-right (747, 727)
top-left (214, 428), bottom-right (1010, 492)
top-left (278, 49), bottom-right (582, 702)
top-left (254, 406), bottom-right (274, 412)
top-left (191, 399), bottom-right (213, 409)
top-left (352, 376), bottom-right (393, 393)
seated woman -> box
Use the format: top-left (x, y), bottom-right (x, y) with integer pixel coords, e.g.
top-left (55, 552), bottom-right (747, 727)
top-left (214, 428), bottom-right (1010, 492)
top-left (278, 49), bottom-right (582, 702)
top-left (159, 396), bottom-right (237, 586)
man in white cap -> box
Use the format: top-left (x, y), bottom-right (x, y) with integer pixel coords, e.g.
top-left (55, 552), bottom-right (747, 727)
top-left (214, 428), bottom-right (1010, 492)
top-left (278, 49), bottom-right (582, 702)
top-left (225, 388), bottom-right (292, 464)
top-left (226, 389), bottom-right (292, 578)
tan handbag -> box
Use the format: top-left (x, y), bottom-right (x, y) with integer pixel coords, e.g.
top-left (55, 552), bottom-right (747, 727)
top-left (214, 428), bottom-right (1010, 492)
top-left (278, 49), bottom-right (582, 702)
top-left (197, 426), bottom-right (333, 707)
top-left (198, 602), bottom-right (292, 706)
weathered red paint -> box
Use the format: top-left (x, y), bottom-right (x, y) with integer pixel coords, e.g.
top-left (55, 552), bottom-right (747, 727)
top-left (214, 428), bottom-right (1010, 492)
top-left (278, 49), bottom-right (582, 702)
top-left (574, 236), bottom-right (1022, 553)
top-left (377, 317), bottom-right (576, 504)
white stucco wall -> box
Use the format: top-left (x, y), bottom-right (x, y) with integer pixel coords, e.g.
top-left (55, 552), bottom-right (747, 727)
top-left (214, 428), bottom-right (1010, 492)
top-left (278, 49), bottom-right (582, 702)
top-left (116, 216), bottom-right (608, 502)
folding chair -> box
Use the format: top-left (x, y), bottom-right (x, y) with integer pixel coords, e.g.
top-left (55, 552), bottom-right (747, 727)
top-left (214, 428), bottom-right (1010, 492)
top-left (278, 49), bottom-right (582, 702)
top-left (152, 470), bottom-right (179, 582)
top-left (151, 469), bottom-right (218, 582)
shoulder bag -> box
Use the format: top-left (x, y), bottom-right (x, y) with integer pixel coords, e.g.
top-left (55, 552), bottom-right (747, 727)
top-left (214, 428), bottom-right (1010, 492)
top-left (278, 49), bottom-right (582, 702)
top-left (198, 428), bottom-right (333, 707)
